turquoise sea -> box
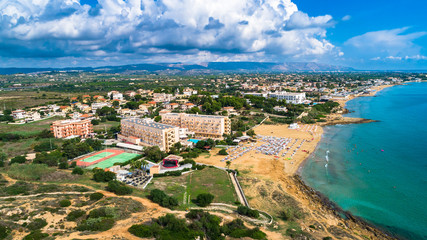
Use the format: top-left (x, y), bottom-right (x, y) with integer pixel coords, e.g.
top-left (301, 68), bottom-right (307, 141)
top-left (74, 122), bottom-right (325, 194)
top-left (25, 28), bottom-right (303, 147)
top-left (301, 82), bottom-right (427, 240)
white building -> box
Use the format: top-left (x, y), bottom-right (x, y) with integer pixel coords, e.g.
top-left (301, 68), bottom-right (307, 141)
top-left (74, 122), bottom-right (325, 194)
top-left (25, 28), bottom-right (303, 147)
top-left (268, 92), bottom-right (306, 104)
top-left (107, 91), bottom-right (124, 100)
top-left (91, 102), bottom-right (112, 111)
top-left (273, 106), bottom-right (288, 112)
top-left (12, 110), bottom-right (26, 120)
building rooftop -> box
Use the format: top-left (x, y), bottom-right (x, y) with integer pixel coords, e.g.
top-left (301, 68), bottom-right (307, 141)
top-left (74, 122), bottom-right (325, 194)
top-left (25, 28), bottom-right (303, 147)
top-left (123, 118), bottom-right (176, 130)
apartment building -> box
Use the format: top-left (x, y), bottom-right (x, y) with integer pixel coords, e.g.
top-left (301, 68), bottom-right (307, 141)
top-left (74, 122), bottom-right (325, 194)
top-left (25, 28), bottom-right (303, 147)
top-left (160, 113), bottom-right (231, 138)
top-left (51, 119), bottom-right (93, 138)
top-left (119, 118), bottom-right (179, 152)
top-left (243, 91), bottom-right (306, 104)
top-left (268, 92), bottom-right (306, 104)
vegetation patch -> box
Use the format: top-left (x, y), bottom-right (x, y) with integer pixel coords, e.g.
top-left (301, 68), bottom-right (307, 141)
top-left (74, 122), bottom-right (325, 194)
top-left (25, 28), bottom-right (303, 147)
top-left (7, 164), bottom-right (55, 181)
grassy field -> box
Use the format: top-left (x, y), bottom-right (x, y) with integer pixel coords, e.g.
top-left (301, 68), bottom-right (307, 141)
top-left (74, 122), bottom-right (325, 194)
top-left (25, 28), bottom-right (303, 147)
top-left (0, 138), bottom-right (63, 158)
top-left (146, 167), bottom-right (237, 207)
top-left (0, 90), bottom-right (100, 109)
top-left (0, 116), bottom-right (65, 158)
top-left (93, 121), bottom-right (120, 131)
top-left (0, 116), bottom-right (63, 135)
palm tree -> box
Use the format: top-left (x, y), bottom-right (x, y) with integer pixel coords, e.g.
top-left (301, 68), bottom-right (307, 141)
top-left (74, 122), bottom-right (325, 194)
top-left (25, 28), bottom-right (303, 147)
top-left (130, 160), bottom-right (142, 175)
top-left (226, 160), bottom-right (231, 170)
top-left (141, 160), bottom-right (149, 176)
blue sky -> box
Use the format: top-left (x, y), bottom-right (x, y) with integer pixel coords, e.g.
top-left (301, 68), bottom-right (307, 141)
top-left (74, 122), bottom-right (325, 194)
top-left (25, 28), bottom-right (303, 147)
top-left (0, 0), bottom-right (426, 70)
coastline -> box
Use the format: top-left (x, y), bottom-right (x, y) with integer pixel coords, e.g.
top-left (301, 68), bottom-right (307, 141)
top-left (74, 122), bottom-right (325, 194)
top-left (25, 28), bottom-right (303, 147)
top-left (194, 84), bottom-right (398, 239)
top-left (294, 84), bottom-right (399, 239)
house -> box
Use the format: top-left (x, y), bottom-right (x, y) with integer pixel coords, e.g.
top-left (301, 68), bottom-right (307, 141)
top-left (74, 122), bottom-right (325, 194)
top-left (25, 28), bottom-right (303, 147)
top-left (12, 110), bottom-right (26, 120)
top-left (223, 106), bottom-right (238, 115)
top-left (273, 106), bottom-right (288, 112)
top-left (181, 102), bottom-right (195, 111)
top-left (60, 106), bottom-right (72, 113)
top-left (147, 101), bottom-right (157, 107)
top-left (165, 103), bottom-right (180, 110)
top-left (107, 91), bottom-right (124, 101)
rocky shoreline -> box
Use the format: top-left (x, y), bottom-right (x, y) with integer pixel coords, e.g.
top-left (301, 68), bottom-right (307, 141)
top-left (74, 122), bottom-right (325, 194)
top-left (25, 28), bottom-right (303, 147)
top-left (292, 175), bottom-right (399, 240)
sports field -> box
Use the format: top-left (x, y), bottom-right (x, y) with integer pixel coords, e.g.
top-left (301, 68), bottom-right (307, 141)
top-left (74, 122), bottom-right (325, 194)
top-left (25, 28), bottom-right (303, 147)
top-left (80, 152), bottom-right (114, 163)
top-left (87, 152), bottom-right (140, 169)
top-left (76, 149), bottom-right (140, 169)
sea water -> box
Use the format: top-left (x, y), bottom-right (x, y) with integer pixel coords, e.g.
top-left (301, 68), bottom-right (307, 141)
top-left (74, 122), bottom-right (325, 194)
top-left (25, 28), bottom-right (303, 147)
top-left (301, 82), bottom-right (427, 240)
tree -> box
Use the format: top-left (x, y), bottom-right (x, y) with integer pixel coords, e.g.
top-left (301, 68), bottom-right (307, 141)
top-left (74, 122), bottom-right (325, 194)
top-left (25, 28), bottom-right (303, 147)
top-left (72, 167), bottom-right (84, 175)
top-left (106, 180), bottom-right (133, 195)
top-left (154, 116), bottom-right (161, 122)
top-left (226, 160), bottom-right (231, 170)
top-left (196, 193), bottom-right (214, 207)
top-left (91, 119), bottom-right (100, 125)
top-left (144, 146), bottom-right (167, 162)
top-left (112, 100), bottom-right (120, 107)
top-left (218, 149), bottom-right (228, 156)
top-left (0, 152), bottom-right (6, 167)
top-left (10, 156), bottom-right (27, 164)
top-left (246, 129), bottom-right (255, 137)
top-left (93, 169), bottom-right (116, 182)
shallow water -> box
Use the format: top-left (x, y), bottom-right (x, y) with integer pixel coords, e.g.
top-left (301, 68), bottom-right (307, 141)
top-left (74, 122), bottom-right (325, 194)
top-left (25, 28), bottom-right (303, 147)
top-left (301, 82), bottom-right (427, 240)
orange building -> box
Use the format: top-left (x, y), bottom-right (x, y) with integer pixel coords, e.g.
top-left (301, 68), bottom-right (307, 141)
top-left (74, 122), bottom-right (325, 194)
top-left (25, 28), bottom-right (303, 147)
top-left (51, 119), bottom-right (93, 138)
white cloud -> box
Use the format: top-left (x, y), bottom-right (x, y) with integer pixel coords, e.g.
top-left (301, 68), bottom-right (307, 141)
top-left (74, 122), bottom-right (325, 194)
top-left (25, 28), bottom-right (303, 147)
top-left (0, 0), bottom-right (338, 64)
top-left (341, 15), bottom-right (351, 21)
top-left (344, 27), bottom-right (427, 61)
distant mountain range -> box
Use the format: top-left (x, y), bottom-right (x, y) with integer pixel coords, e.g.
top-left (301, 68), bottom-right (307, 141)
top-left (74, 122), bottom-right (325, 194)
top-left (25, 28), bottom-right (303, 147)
top-left (0, 62), bottom-right (355, 75)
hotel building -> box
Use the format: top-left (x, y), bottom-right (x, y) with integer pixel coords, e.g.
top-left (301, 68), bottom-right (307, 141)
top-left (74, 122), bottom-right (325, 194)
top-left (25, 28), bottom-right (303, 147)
top-left (243, 91), bottom-right (306, 104)
top-left (120, 118), bottom-right (179, 152)
top-left (160, 113), bottom-right (231, 138)
top-left (267, 92), bottom-right (306, 104)
top-left (51, 119), bottom-right (93, 138)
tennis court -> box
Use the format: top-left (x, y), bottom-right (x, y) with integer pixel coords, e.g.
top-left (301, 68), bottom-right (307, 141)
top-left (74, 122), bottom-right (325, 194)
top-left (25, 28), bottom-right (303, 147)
top-left (80, 152), bottom-right (114, 163)
top-left (87, 152), bottom-right (140, 169)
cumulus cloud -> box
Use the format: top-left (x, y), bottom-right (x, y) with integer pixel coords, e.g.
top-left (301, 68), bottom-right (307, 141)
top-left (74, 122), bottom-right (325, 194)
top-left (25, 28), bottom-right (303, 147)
top-left (345, 27), bottom-right (426, 58)
top-left (0, 0), bottom-right (338, 66)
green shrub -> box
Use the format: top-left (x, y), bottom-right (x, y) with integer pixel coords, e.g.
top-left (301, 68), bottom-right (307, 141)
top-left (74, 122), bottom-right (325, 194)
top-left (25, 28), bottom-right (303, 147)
top-left (69, 161), bottom-right (77, 168)
top-left (237, 206), bottom-right (259, 218)
top-left (3, 181), bottom-right (34, 195)
top-left (58, 162), bottom-right (69, 169)
top-left (89, 192), bottom-right (104, 201)
top-left (59, 199), bottom-right (71, 207)
top-left (106, 180), bottom-right (133, 195)
top-left (66, 210), bottom-right (86, 221)
top-left (23, 230), bottom-right (49, 240)
top-left (148, 189), bottom-right (179, 208)
top-left (128, 224), bottom-right (153, 238)
top-left (93, 169), bottom-right (116, 182)
top-left (10, 155), bottom-right (27, 164)
top-left (72, 167), bottom-right (84, 175)
top-left (195, 193), bottom-right (214, 207)
top-left (0, 225), bottom-right (10, 240)
top-left (323, 237), bottom-right (333, 240)
top-left (76, 218), bottom-right (115, 232)
top-left (218, 149), bottom-right (228, 155)
top-left (88, 207), bottom-right (116, 219)
top-left (27, 218), bottom-right (47, 231)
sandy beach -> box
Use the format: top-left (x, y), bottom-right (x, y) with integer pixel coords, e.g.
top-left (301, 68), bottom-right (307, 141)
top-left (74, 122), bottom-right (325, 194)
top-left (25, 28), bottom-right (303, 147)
top-left (194, 85), bottom-right (397, 239)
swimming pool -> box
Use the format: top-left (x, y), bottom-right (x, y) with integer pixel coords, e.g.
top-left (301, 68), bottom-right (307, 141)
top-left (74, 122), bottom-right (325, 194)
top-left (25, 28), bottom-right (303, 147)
top-left (188, 139), bottom-right (200, 144)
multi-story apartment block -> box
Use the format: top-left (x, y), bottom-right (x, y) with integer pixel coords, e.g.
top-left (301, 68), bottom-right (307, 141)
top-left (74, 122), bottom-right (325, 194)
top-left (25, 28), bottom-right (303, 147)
top-left (268, 92), bottom-right (306, 104)
top-left (51, 119), bottom-right (93, 138)
top-left (120, 118), bottom-right (179, 152)
top-left (160, 113), bottom-right (231, 138)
